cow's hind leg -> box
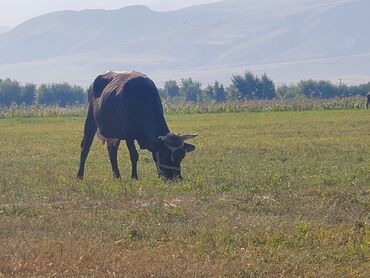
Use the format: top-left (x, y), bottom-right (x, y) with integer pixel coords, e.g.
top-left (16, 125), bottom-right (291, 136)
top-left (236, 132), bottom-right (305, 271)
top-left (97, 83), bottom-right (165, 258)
top-left (126, 140), bottom-right (139, 180)
top-left (108, 141), bottom-right (121, 179)
top-left (77, 106), bottom-right (97, 179)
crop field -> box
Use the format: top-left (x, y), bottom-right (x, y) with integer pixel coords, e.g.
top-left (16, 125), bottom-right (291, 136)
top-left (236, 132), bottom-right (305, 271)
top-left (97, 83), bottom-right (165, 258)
top-left (0, 110), bottom-right (369, 276)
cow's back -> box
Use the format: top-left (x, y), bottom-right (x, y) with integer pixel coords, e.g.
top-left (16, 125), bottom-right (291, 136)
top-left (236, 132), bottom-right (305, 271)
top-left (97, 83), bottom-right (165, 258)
top-left (90, 71), bottom-right (167, 142)
top-left (90, 71), bottom-right (144, 99)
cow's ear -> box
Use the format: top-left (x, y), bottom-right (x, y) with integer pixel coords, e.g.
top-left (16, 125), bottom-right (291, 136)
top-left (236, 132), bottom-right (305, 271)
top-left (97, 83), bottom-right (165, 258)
top-left (184, 143), bottom-right (195, 153)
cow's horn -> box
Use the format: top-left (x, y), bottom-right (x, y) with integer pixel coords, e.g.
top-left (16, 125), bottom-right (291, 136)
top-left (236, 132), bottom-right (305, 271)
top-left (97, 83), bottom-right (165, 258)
top-left (180, 134), bottom-right (198, 141)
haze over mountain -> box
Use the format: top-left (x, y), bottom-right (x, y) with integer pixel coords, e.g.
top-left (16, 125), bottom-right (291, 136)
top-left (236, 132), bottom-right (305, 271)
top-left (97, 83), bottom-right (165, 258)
top-left (0, 26), bottom-right (10, 34)
top-left (0, 0), bottom-right (369, 87)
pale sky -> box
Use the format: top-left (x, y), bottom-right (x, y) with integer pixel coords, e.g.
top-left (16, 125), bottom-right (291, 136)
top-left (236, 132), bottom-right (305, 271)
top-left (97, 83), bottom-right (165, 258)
top-left (0, 0), bottom-right (221, 27)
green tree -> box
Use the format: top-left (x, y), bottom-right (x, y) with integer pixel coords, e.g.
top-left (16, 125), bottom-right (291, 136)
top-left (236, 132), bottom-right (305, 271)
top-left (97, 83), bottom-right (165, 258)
top-left (203, 81), bottom-right (227, 102)
top-left (180, 78), bottom-right (202, 102)
top-left (297, 80), bottom-right (321, 98)
top-left (230, 71), bottom-right (257, 100)
top-left (357, 82), bottom-right (370, 95)
top-left (0, 78), bottom-right (22, 106)
top-left (296, 80), bottom-right (345, 98)
top-left (163, 80), bottom-right (180, 99)
top-left (276, 84), bottom-right (299, 99)
top-left (213, 81), bottom-right (227, 102)
top-left (21, 83), bottom-right (37, 105)
top-left (36, 84), bottom-right (56, 105)
top-left (37, 83), bottom-right (85, 106)
top-left (202, 84), bottom-right (214, 102)
top-left (256, 73), bottom-right (276, 99)
top-left (317, 81), bottom-right (337, 99)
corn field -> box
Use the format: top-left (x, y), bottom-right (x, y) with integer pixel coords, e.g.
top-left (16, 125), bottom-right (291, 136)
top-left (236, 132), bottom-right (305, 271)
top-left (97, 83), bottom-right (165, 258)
top-left (0, 96), bottom-right (367, 119)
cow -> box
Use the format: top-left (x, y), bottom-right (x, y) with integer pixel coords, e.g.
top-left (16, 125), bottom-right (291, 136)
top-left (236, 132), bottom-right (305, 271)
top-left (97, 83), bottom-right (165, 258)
top-left (366, 92), bottom-right (370, 109)
top-left (77, 71), bottom-right (197, 180)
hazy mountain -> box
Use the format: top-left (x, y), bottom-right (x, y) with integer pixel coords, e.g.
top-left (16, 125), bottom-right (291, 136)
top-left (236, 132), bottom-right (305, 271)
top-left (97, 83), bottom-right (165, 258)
top-left (0, 0), bottom-right (369, 86)
top-left (0, 25), bottom-right (10, 34)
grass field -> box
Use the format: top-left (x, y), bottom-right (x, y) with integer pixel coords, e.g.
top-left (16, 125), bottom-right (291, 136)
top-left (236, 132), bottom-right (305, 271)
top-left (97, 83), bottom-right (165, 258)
top-left (0, 110), bottom-right (369, 276)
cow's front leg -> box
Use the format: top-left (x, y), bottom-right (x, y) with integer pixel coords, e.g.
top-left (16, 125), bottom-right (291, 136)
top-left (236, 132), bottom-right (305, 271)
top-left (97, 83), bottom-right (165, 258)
top-left (126, 140), bottom-right (139, 180)
top-left (107, 140), bottom-right (121, 179)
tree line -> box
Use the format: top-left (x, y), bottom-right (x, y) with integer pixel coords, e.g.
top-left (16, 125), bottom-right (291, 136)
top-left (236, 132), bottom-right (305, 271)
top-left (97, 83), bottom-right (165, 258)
top-left (159, 73), bottom-right (370, 103)
top-left (159, 72), bottom-right (276, 103)
top-left (1, 73), bottom-right (370, 107)
top-left (0, 79), bottom-right (85, 107)
top-left (277, 80), bottom-right (370, 99)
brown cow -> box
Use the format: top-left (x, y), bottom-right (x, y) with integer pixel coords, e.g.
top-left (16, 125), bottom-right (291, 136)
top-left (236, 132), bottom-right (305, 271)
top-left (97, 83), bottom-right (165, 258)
top-left (77, 71), bottom-right (197, 180)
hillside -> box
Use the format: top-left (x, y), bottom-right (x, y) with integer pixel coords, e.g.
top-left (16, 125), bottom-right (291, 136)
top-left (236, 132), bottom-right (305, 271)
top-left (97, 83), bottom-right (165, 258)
top-left (0, 25), bottom-right (10, 34)
top-left (0, 0), bottom-right (369, 86)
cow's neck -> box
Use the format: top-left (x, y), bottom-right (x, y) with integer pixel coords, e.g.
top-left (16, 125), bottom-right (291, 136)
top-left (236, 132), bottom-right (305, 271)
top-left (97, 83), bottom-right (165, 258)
top-left (137, 117), bottom-right (170, 152)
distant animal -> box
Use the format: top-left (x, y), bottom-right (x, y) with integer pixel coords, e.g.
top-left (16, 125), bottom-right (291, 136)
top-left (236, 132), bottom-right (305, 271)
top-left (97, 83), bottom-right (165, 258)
top-left (366, 92), bottom-right (370, 109)
top-left (77, 71), bottom-right (197, 180)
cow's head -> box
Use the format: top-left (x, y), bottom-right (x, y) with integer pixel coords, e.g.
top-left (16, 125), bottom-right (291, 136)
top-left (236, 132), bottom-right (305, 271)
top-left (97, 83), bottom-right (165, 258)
top-left (154, 133), bottom-right (197, 180)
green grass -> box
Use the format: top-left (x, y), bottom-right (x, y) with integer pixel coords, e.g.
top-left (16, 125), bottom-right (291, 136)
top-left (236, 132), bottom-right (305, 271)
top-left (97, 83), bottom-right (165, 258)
top-left (0, 111), bottom-right (369, 276)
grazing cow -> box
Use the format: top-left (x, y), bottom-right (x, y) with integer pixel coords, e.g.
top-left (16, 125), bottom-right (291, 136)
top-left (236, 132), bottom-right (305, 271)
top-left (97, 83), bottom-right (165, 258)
top-left (77, 71), bottom-right (197, 180)
top-left (366, 92), bottom-right (370, 109)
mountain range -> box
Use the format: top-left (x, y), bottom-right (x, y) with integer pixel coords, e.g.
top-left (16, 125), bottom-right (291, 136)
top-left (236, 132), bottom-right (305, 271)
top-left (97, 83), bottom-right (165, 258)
top-left (0, 25), bottom-right (10, 34)
top-left (0, 0), bottom-right (369, 87)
